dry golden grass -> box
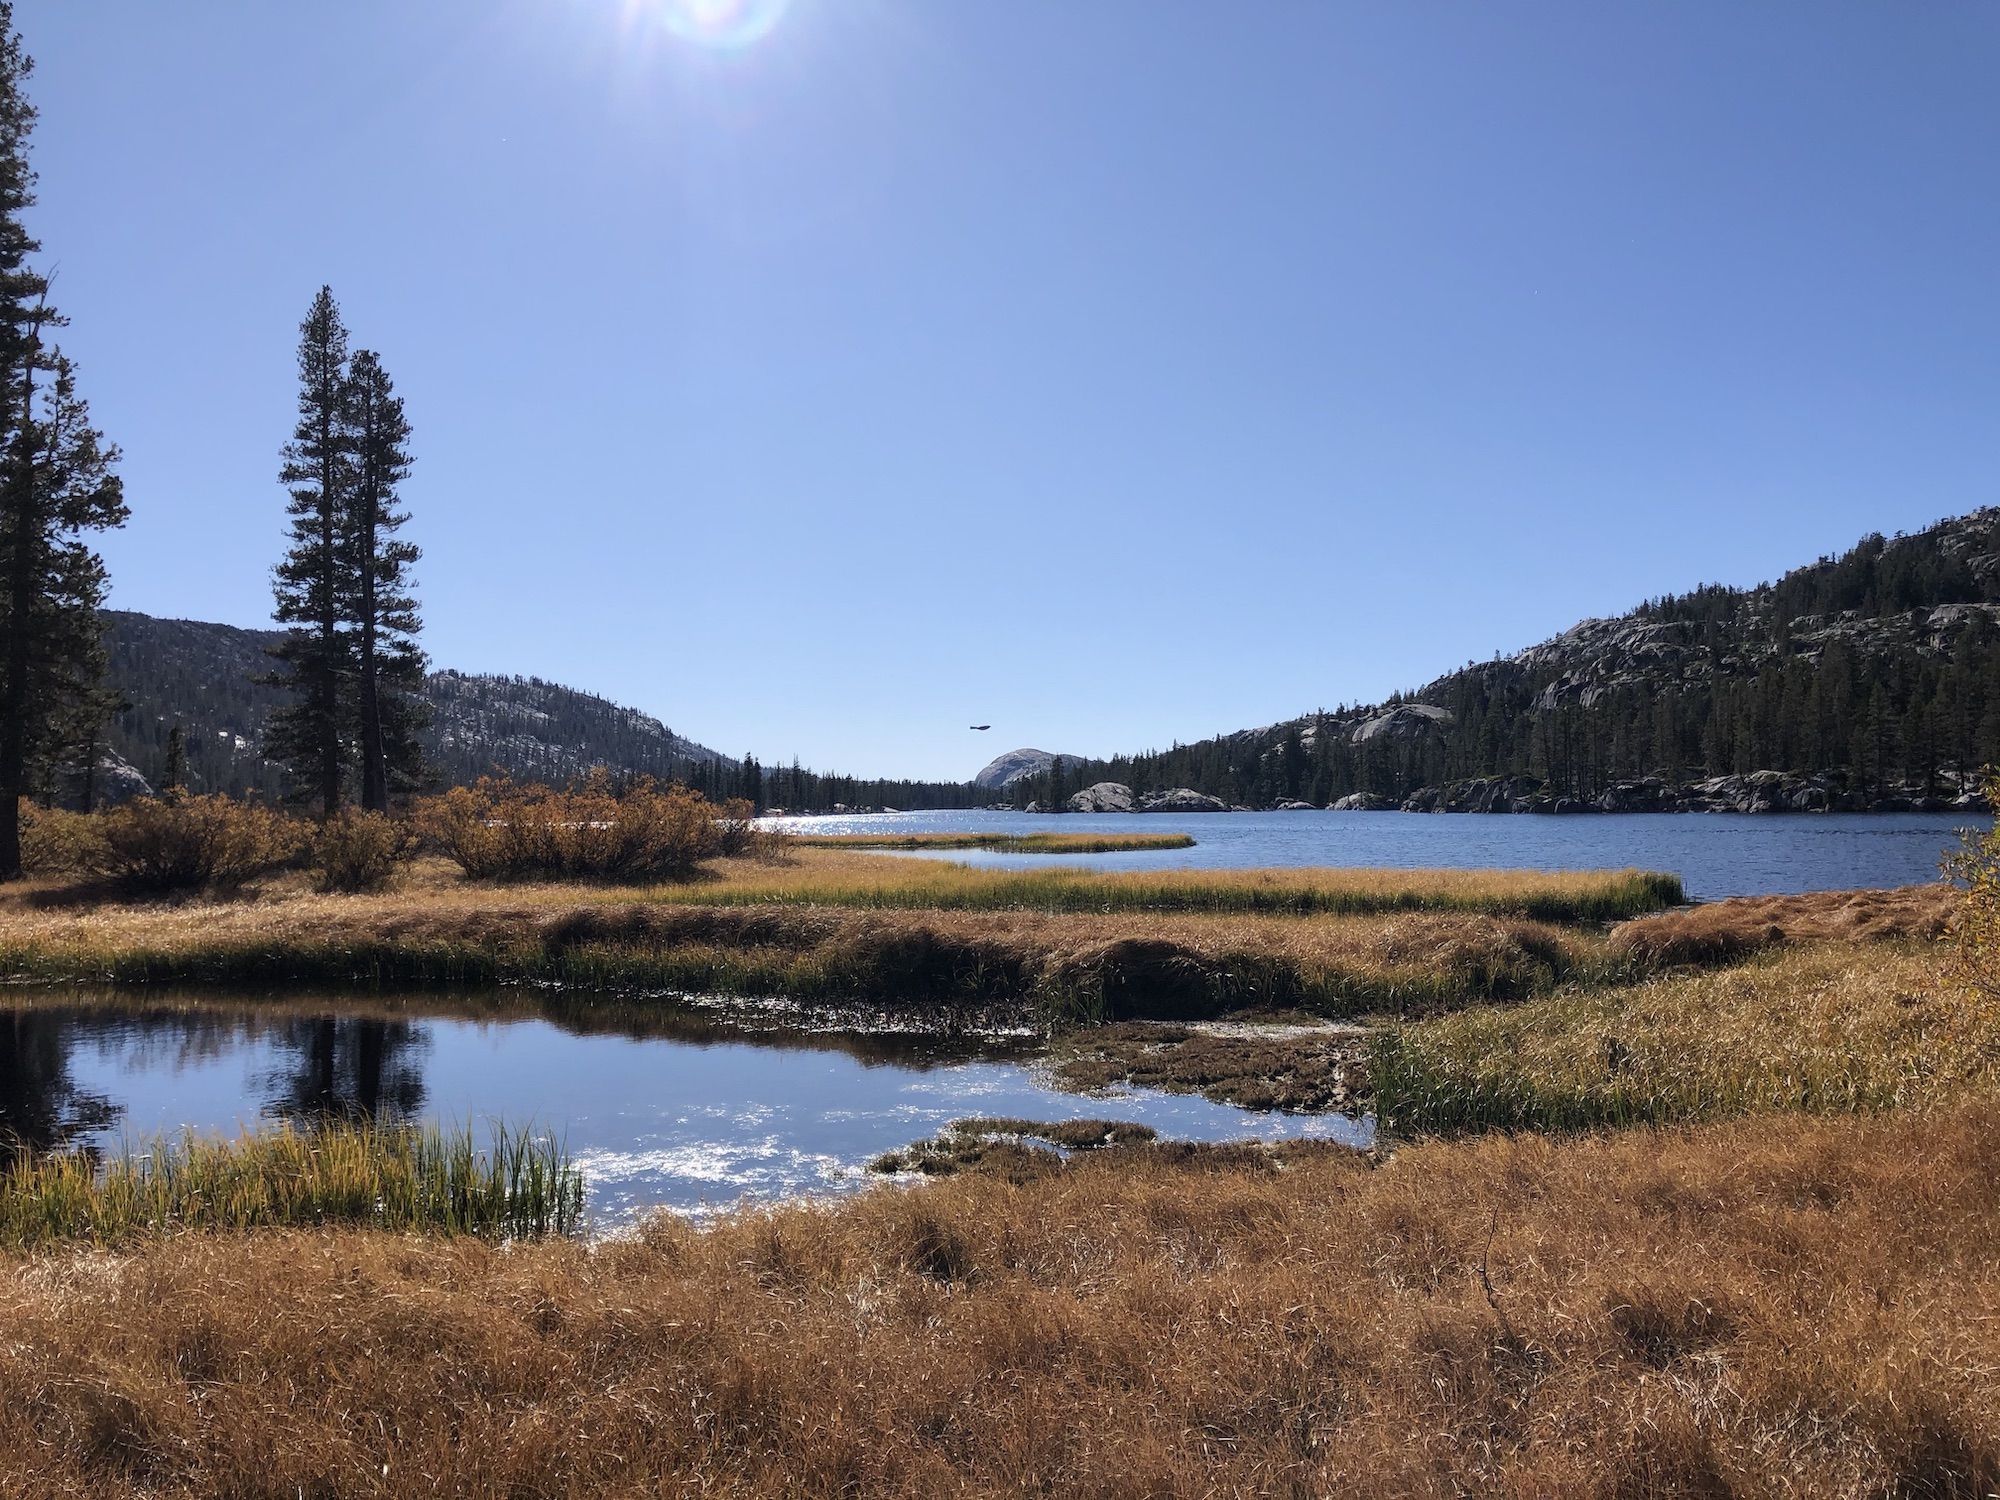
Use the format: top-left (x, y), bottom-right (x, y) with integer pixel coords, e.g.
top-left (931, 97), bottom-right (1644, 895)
top-left (1373, 941), bottom-right (1996, 1133)
top-left (669, 851), bottom-right (1685, 923)
top-left (3, 1105), bottom-right (1997, 1497)
top-left (1611, 883), bottom-right (1959, 967)
top-left (0, 859), bottom-right (1606, 1019)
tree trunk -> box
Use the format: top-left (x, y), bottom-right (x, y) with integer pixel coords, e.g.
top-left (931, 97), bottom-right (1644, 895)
top-left (0, 324), bottom-right (42, 881)
top-left (316, 393), bottom-right (341, 817)
top-left (357, 423), bottom-right (385, 812)
top-left (77, 725), bottom-right (97, 813)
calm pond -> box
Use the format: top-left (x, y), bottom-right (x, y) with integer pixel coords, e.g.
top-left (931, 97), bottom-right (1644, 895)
top-left (0, 994), bottom-right (1368, 1228)
top-left (765, 808), bottom-right (1985, 900)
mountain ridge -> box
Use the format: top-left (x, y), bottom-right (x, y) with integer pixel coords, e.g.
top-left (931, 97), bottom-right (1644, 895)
top-left (99, 610), bottom-right (725, 801)
top-left (997, 508), bottom-right (2000, 813)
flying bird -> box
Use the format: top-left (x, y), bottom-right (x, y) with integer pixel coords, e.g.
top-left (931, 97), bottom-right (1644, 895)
top-left (969, 724), bottom-right (991, 731)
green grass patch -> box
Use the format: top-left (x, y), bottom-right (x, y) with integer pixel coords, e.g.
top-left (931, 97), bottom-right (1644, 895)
top-left (0, 1120), bottom-right (583, 1249)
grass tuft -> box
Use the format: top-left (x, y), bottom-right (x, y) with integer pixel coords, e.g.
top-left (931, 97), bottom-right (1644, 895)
top-left (1370, 942), bottom-right (1993, 1135)
top-left (0, 1120), bottom-right (583, 1249)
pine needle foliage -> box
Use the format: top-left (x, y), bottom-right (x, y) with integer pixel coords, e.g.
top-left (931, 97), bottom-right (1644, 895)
top-left (266, 287), bottom-right (354, 815)
top-left (0, 5), bottom-right (125, 879)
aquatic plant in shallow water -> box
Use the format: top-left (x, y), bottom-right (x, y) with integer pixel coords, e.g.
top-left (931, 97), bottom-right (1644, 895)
top-left (0, 1119), bottom-right (583, 1248)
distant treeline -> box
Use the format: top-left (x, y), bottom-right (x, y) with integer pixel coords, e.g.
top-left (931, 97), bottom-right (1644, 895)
top-left (679, 754), bottom-right (994, 815)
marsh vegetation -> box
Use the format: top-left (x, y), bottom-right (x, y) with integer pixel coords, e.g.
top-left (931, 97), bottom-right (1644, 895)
top-left (2, 1105), bottom-right (1996, 1496)
top-left (1, 791), bottom-right (1994, 1496)
top-left (0, 1120), bottom-right (581, 1248)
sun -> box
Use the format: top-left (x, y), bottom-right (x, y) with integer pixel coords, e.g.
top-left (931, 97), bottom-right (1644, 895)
top-left (628, 0), bottom-right (792, 50)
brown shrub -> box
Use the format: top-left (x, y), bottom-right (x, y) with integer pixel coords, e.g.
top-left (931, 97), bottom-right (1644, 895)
top-left (714, 797), bottom-right (787, 859)
top-left (91, 796), bottom-right (302, 893)
top-left (411, 773), bottom-right (722, 883)
top-left (16, 800), bottom-right (106, 876)
top-left (309, 810), bottom-right (418, 893)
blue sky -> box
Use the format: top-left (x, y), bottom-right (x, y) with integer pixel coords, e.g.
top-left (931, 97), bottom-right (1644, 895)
top-left (20, 2), bottom-right (2000, 780)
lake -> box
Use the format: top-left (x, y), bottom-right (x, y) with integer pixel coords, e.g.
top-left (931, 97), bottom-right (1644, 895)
top-left (0, 994), bottom-right (1367, 1228)
top-left (763, 808), bottom-right (1985, 901)
top-left (7, 808), bottom-right (1976, 1228)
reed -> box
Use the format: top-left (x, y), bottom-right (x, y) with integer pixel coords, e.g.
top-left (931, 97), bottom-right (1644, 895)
top-left (1370, 942), bottom-right (1995, 1135)
top-left (789, 831), bottom-right (1197, 853)
top-left (0, 1120), bottom-right (583, 1249)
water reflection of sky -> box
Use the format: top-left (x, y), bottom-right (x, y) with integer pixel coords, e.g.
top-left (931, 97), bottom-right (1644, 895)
top-left (4, 999), bottom-right (1368, 1230)
top-left (761, 809), bottom-right (1986, 900)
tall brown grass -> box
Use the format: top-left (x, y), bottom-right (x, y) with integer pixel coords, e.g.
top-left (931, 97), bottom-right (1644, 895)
top-left (1948, 792), bottom-right (2000, 998)
top-left (0, 885), bottom-right (1598, 1019)
top-left (1371, 942), bottom-right (1993, 1133)
top-left (661, 855), bottom-right (1685, 923)
top-left (1611, 883), bottom-right (1957, 967)
top-left (2, 1104), bottom-right (1995, 1496)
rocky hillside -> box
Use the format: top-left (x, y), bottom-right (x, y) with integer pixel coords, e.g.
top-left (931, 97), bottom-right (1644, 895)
top-left (973, 748), bottom-right (1077, 790)
top-left (100, 611), bottom-right (722, 800)
top-left (1008, 509), bottom-right (2000, 813)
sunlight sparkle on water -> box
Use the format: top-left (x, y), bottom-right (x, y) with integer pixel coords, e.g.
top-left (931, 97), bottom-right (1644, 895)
top-left (627, 0), bottom-right (791, 49)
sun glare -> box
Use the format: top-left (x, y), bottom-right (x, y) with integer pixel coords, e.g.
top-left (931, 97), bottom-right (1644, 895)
top-left (629, 0), bottom-right (791, 50)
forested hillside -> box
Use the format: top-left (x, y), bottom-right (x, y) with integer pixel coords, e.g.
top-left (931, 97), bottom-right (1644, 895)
top-left (99, 612), bottom-right (725, 800)
top-left (1009, 509), bottom-right (2000, 813)
top-left (93, 611), bottom-right (993, 813)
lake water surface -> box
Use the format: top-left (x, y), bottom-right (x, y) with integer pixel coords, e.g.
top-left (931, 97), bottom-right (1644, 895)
top-left (764, 808), bottom-right (1984, 901)
top-left (0, 995), bottom-right (1367, 1228)
top-left (9, 808), bottom-right (1975, 1228)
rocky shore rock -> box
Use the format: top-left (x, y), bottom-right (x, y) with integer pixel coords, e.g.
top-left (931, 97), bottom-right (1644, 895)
top-left (1139, 788), bottom-right (1232, 813)
top-left (1328, 792), bottom-right (1396, 811)
top-left (1391, 769), bottom-right (1981, 815)
top-left (1049, 783), bottom-right (1237, 814)
top-left (1065, 782), bottom-right (1136, 813)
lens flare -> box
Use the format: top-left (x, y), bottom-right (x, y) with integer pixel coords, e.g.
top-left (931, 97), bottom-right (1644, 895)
top-left (641, 0), bottom-right (791, 49)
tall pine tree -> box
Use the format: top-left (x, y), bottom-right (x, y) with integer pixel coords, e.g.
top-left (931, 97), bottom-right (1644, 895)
top-left (267, 288), bottom-right (354, 816)
top-left (343, 348), bottom-right (426, 810)
top-left (0, 6), bottom-right (126, 882)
